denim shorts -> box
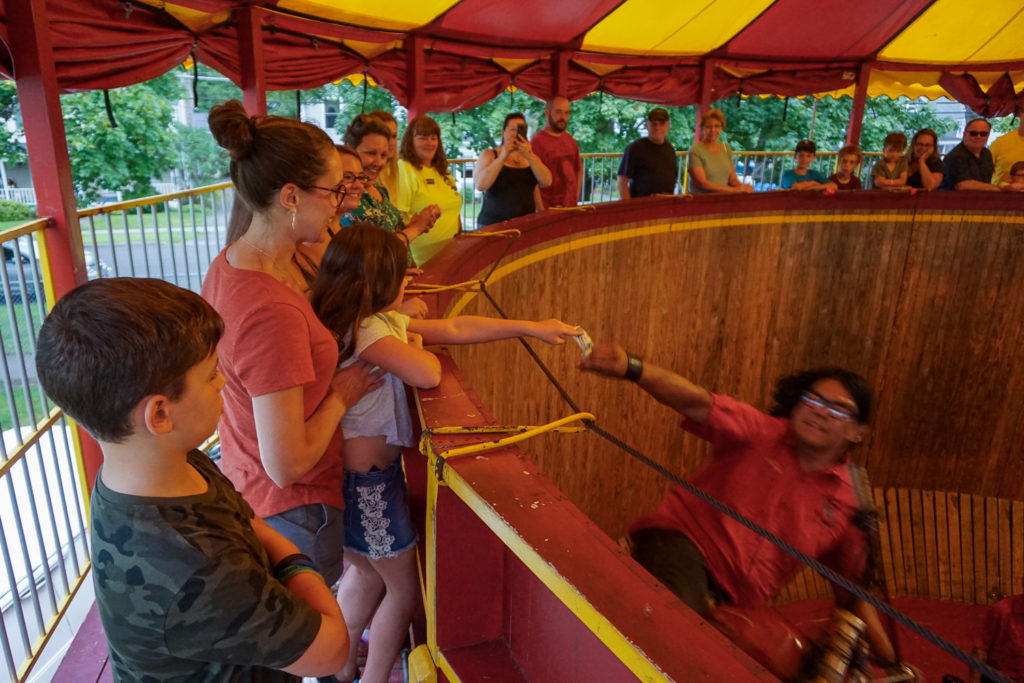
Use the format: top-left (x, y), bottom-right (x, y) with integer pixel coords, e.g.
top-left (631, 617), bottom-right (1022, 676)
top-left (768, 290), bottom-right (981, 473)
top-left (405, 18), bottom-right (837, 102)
top-left (264, 503), bottom-right (346, 586)
top-left (343, 460), bottom-right (418, 560)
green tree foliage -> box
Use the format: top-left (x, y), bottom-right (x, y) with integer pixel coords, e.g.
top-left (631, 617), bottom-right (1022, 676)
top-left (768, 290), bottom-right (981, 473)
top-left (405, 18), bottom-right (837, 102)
top-left (709, 95), bottom-right (956, 153)
top-left (0, 82), bottom-right (26, 167)
top-left (171, 122), bottom-right (229, 187)
top-left (60, 72), bottom-right (179, 204)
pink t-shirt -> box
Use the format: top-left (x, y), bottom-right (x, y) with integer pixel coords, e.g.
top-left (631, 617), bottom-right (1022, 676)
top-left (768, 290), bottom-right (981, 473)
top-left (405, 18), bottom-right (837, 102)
top-left (201, 250), bottom-right (344, 517)
top-left (631, 393), bottom-right (866, 608)
top-left (531, 129), bottom-right (581, 208)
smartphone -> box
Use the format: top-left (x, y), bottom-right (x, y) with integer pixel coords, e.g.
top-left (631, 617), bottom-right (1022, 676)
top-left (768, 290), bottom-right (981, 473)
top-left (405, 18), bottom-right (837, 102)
top-left (515, 123), bottom-right (527, 140)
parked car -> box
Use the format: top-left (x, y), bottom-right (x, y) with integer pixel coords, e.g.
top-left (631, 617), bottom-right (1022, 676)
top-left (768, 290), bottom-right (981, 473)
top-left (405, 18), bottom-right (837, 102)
top-left (1, 245), bottom-right (43, 304)
top-left (0, 246), bottom-right (111, 304)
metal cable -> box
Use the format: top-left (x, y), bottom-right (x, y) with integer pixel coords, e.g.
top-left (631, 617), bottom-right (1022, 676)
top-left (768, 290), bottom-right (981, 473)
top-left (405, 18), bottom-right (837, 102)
top-left (472, 284), bottom-right (1011, 683)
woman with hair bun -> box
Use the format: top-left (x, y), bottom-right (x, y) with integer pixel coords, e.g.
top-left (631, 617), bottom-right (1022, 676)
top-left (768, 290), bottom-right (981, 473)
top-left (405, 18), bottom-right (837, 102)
top-left (202, 100), bottom-right (380, 602)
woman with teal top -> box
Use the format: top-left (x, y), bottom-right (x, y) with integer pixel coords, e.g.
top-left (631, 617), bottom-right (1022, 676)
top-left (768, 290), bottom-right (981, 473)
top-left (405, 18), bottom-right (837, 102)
top-left (340, 114), bottom-right (438, 253)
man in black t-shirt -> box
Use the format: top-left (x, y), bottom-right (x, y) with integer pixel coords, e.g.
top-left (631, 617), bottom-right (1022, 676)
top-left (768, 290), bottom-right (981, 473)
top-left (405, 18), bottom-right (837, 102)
top-left (618, 108), bottom-right (678, 199)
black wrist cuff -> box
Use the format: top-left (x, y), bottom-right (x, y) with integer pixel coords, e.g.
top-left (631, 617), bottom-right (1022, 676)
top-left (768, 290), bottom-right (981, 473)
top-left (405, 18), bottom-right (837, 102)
top-left (624, 354), bottom-right (643, 382)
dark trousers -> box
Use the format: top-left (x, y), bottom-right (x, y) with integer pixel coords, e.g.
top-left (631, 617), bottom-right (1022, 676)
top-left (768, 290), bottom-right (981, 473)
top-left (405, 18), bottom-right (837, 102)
top-left (632, 528), bottom-right (723, 616)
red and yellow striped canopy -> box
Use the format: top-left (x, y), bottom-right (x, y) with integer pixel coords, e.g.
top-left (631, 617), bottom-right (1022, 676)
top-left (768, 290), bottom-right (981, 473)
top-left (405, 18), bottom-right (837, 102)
top-left (3, 0), bottom-right (1023, 111)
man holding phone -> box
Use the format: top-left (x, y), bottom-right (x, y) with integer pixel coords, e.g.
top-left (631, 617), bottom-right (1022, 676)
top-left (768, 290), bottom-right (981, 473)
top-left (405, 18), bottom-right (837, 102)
top-left (474, 113), bottom-right (552, 227)
top-left (618, 108), bottom-right (678, 199)
top-left (531, 96), bottom-right (583, 208)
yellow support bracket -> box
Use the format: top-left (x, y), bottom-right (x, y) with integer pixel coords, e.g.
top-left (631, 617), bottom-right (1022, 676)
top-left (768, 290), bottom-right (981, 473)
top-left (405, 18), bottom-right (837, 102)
top-left (420, 411), bottom-right (595, 464)
top-left (405, 280), bottom-right (483, 295)
top-left (457, 228), bottom-right (521, 238)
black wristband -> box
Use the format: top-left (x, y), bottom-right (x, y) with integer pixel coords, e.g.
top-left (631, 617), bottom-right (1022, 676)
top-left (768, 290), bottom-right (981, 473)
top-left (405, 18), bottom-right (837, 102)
top-left (624, 354), bottom-right (643, 382)
top-left (272, 553), bottom-right (316, 577)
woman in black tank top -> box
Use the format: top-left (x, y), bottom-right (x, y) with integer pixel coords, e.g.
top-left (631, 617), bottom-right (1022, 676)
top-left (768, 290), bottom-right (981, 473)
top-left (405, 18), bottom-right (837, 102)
top-left (474, 113), bottom-right (552, 227)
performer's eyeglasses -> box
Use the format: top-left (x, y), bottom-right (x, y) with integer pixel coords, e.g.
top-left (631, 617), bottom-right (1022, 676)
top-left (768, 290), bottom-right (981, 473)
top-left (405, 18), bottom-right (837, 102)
top-left (799, 392), bottom-right (857, 421)
top-left (966, 130), bottom-right (990, 137)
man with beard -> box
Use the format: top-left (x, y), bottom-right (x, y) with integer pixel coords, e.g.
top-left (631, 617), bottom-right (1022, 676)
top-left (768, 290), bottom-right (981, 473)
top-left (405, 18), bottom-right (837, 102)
top-left (531, 96), bottom-right (582, 208)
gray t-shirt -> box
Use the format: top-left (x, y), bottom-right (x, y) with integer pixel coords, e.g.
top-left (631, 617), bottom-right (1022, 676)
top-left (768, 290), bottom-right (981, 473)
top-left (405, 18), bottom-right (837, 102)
top-left (91, 450), bottom-right (321, 682)
top-left (687, 142), bottom-right (735, 193)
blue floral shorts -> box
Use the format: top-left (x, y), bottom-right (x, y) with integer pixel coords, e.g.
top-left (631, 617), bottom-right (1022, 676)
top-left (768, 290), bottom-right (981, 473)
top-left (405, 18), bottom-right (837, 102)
top-left (343, 460), bottom-right (418, 560)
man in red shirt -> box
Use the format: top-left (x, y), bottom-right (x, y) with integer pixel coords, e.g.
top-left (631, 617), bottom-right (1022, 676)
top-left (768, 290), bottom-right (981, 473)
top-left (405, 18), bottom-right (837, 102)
top-left (579, 343), bottom-right (895, 662)
top-left (972, 593), bottom-right (1024, 683)
top-left (530, 95), bottom-right (583, 208)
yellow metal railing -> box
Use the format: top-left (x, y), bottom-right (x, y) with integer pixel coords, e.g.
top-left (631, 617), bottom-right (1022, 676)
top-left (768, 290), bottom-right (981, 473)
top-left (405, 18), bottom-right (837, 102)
top-left (447, 150), bottom-right (883, 224)
top-left (0, 180), bottom-right (234, 682)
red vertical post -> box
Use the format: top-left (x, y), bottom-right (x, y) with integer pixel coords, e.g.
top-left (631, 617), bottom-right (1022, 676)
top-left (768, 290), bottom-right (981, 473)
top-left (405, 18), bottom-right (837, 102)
top-left (552, 50), bottom-right (571, 99)
top-left (846, 63), bottom-right (871, 147)
top-left (8, 0), bottom-right (103, 486)
top-left (237, 5), bottom-right (267, 116)
top-left (405, 35), bottom-right (426, 118)
top-left (694, 59), bottom-right (716, 145)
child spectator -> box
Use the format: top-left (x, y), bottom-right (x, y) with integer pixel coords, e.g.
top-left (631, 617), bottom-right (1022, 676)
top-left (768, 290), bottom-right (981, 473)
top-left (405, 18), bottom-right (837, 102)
top-left (1005, 160), bottom-right (1024, 192)
top-left (870, 132), bottom-right (909, 189)
top-left (309, 225), bottom-right (579, 683)
top-left (780, 140), bottom-right (835, 191)
top-left (829, 145), bottom-right (863, 190)
top-left (35, 278), bottom-right (350, 681)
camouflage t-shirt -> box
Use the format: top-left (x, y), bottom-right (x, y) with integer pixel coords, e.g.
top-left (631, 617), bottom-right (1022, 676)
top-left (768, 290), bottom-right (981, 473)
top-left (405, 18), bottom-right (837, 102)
top-left (91, 450), bottom-right (321, 682)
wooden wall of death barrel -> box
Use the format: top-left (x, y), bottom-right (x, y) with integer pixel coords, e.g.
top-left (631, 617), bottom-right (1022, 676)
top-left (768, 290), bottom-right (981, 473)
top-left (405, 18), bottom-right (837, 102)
top-left (420, 192), bottom-right (1024, 602)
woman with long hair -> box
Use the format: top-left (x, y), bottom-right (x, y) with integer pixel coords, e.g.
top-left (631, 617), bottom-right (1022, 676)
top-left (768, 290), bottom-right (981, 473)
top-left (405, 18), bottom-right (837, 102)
top-left (202, 100), bottom-right (379, 604)
top-left (394, 116), bottom-right (463, 264)
top-left (906, 128), bottom-right (944, 191)
top-left (474, 112), bottom-right (551, 227)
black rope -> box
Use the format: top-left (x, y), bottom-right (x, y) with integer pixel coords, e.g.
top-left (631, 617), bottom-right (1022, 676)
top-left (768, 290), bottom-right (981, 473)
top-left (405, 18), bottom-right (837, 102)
top-left (191, 55), bottom-right (199, 110)
top-left (582, 422), bottom-right (1011, 683)
top-left (102, 90), bottom-right (118, 128)
top-left (479, 285), bottom-right (582, 414)
top-left (472, 283), bottom-right (1011, 682)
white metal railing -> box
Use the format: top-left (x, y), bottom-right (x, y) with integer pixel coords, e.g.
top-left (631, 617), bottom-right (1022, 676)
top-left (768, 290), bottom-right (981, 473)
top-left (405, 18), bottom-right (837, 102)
top-left (0, 191), bottom-right (36, 207)
top-left (0, 181), bottom-right (234, 682)
top-left (450, 150), bottom-right (884, 228)
top-left (76, 182), bottom-right (234, 292)
top-left (0, 219), bottom-right (90, 683)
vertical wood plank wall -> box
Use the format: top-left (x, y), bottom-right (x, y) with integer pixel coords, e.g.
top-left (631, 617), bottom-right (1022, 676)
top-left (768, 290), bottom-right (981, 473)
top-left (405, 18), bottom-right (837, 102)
top-left (436, 200), bottom-right (1024, 606)
top-left (774, 489), bottom-right (1024, 605)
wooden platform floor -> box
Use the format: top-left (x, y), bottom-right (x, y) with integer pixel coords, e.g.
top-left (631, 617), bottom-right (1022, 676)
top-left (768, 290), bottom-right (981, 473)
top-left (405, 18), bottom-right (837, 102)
top-left (54, 604), bottom-right (406, 683)
top-left (55, 597), bottom-right (989, 682)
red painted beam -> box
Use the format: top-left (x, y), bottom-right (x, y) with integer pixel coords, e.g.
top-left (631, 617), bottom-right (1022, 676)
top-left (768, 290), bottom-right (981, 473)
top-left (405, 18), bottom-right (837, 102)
top-left (406, 35), bottom-right (426, 118)
top-left (846, 62), bottom-right (871, 147)
top-left (694, 59), bottom-right (717, 145)
top-left (7, 0), bottom-right (104, 487)
top-left (237, 5), bottom-right (267, 116)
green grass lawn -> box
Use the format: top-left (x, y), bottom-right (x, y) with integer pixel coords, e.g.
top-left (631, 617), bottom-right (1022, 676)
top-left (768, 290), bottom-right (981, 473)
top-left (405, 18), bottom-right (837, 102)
top-left (1, 205), bottom-right (220, 245)
top-left (0, 302), bottom-right (45, 356)
top-left (0, 381), bottom-right (48, 433)
top-left (0, 300), bottom-right (51, 431)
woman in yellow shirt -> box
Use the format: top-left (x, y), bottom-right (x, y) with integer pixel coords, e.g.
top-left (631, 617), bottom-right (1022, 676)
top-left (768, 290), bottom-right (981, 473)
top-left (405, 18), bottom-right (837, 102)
top-left (394, 116), bottom-right (463, 265)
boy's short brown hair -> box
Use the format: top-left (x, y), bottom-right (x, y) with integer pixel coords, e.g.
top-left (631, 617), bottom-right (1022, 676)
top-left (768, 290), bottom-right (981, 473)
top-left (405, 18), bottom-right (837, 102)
top-left (795, 139), bottom-right (817, 155)
top-left (838, 145), bottom-right (863, 164)
top-left (883, 132), bottom-right (907, 151)
top-left (36, 278), bottom-right (224, 443)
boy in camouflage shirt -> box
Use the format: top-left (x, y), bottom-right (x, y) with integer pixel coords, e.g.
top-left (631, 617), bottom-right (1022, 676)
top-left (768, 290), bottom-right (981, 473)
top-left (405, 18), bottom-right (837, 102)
top-left (36, 278), bottom-right (350, 682)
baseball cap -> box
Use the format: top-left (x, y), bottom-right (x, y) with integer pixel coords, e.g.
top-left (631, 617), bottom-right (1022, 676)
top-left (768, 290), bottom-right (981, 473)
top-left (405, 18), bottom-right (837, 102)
top-left (647, 107), bottom-right (670, 122)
